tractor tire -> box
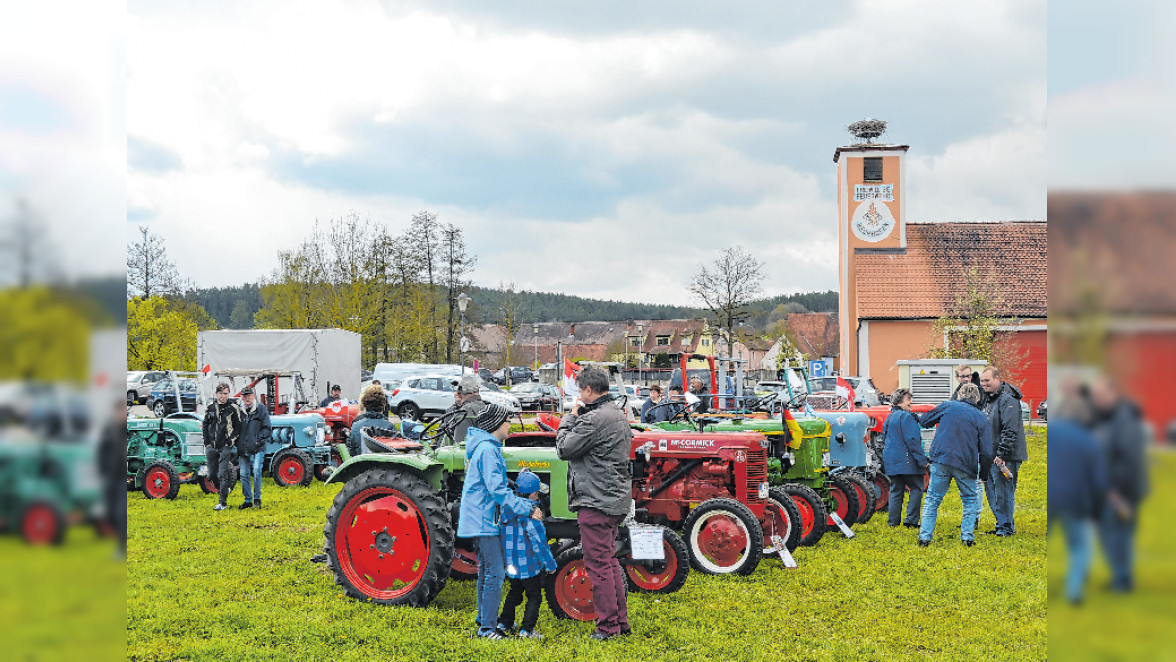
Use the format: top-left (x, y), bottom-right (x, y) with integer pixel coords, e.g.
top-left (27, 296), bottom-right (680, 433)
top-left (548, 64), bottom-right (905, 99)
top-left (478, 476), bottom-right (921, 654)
top-left (765, 488), bottom-right (804, 552)
top-left (141, 461), bottom-right (181, 500)
top-left (871, 473), bottom-right (892, 514)
top-left (313, 463), bottom-right (333, 483)
top-left (199, 474), bottom-right (218, 495)
top-left (624, 527), bottom-right (690, 595)
top-left (19, 501), bottom-right (66, 546)
top-left (545, 545), bottom-right (597, 621)
top-left (682, 498), bottom-right (763, 576)
top-left (450, 538), bottom-right (478, 581)
top-left (323, 467), bottom-right (454, 607)
top-left (779, 483), bottom-right (828, 547)
top-left (845, 472), bottom-right (877, 525)
top-left (272, 449), bottom-right (313, 487)
top-left (826, 473), bottom-right (861, 532)
top-left (397, 402), bottom-right (422, 421)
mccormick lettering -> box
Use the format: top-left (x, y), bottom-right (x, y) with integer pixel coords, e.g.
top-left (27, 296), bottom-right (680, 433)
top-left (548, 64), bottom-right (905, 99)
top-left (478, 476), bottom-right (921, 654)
top-left (670, 439), bottom-right (717, 448)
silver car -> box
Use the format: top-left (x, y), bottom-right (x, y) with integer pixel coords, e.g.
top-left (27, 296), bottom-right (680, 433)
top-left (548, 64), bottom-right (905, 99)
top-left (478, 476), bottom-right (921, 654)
top-left (127, 370), bottom-right (167, 405)
top-left (387, 374), bottom-right (520, 421)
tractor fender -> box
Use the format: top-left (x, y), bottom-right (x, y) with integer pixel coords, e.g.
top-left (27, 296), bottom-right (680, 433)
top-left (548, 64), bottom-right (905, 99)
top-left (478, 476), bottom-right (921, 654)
top-left (325, 453), bottom-right (445, 490)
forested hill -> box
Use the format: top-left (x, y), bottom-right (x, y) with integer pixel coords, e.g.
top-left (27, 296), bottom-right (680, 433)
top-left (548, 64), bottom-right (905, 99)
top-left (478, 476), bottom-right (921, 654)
top-left (192, 283), bottom-right (838, 330)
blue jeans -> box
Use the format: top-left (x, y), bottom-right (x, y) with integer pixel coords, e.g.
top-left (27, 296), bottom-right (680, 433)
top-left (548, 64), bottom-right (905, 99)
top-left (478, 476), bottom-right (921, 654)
top-left (1049, 511), bottom-right (1093, 602)
top-left (475, 534), bottom-right (505, 636)
top-left (984, 460), bottom-right (1020, 534)
top-left (238, 451), bottom-right (264, 503)
top-left (887, 473), bottom-right (925, 527)
top-left (1099, 501), bottom-right (1139, 592)
top-left (920, 463), bottom-right (980, 543)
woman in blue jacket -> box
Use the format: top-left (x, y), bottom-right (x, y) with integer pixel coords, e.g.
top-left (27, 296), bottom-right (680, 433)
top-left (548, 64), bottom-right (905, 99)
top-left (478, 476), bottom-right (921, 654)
top-left (882, 388), bottom-right (929, 528)
top-left (457, 403), bottom-right (541, 640)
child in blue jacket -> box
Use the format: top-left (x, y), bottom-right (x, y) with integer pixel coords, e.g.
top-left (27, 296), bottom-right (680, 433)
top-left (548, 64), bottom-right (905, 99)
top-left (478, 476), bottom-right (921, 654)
top-left (497, 469), bottom-right (558, 639)
top-left (456, 404), bottom-right (541, 640)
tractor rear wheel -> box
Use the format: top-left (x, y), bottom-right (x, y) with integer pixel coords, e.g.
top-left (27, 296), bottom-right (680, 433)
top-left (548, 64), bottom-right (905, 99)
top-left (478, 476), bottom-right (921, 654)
top-left (845, 472), bottom-right (877, 525)
top-left (323, 468), bottom-right (454, 607)
top-left (826, 473), bottom-right (861, 531)
top-left (765, 488), bottom-right (803, 552)
top-left (779, 483), bottom-right (828, 547)
top-left (141, 461), bottom-right (181, 500)
top-left (272, 449), bottom-right (313, 487)
top-left (871, 473), bottom-right (892, 514)
top-left (546, 545), bottom-right (597, 621)
top-left (199, 474), bottom-right (217, 494)
top-left (624, 527), bottom-right (689, 594)
top-left (20, 501), bottom-right (65, 546)
top-left (450, 538), bottom-right (478, 581)
top-left (682, 498), bottom-right (763, 576)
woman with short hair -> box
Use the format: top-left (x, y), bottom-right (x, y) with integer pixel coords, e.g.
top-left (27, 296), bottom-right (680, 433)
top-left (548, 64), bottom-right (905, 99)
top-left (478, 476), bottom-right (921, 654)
top-left (882, 388), bottom-right (929, 528)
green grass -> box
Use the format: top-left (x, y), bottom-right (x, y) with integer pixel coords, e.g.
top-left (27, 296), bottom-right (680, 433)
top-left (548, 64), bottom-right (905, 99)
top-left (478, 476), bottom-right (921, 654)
top-left (128, 432), bottom-right (1047, 662)
top-left (1047, 446), bottom-right (1176, 661)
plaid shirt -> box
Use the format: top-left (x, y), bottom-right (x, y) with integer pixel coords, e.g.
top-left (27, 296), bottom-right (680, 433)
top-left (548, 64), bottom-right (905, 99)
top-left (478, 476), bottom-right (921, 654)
top-left (501, 500), bottom-right (558, 580)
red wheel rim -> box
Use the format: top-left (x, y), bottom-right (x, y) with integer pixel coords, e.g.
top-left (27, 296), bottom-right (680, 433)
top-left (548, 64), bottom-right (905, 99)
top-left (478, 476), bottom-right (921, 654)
top-left (331, 450), bottom-right (343, 466)
top-left (144, 467), bottom-right (172, 498)
top-left (789, 494), bottom-right (816, 539)
top-left (626, 539), bottom-right (678, 591)
top-left (279, 457), bottom-right (306, 484)
top-left (692, 511), bottom-right (751, 571)
top-left (178, 471), bottom-right (194, 483)
top-left (554, 558), bottom-right (596, 621)
top-left (202, 476), bottom-right (217, 493)
top-left (452, 543), bottom-right (478, 576)
top-left (334, 486), bottom-right (432, 601)
top-left (828, 485), bottom-right (850, 524)
top-left (849, 481), bottom-right (870, 519)
top-left (760, 500), bottom-right (791, 549)
top-left (22, 504), bottom-right (58, 545)
top-left (873, 477), bottom-right (890, 511)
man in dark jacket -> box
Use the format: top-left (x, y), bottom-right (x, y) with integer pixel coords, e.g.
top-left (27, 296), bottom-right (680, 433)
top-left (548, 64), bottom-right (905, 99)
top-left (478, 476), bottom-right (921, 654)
top-left (1089, 377), bottom-right (1148, 592)
top-left (688, 375), bottom-right (711, 414)
top-left (916, 384), bottom-right (993, 547)
top-left (952, 365), bottom-right (981, 400)
top-left (446, 374), bottom-right (487, 446)
top-left (556, 366), bottom-right (633, 640)
top-left (318, 384), bottom-right (343, 408)
top-left (980, 367), bottom-right (1028, 536)
top-left (639, 385), bottom-right (671, 424)
top-left (97, 398), bottom-right (127, 556)
top-left (202, 382), bottom-right (243, 511)
top-left (1048, 400), bottom-right (1107, 604)
top-left (882, 388), bottom-right (928, 528)
top-left (236, 386), bottom-right (271, 509)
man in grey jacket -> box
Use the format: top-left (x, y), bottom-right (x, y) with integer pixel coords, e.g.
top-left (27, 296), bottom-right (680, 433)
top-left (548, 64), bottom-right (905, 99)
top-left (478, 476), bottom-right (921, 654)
top-left (980, 366), bottom-right (1028, 537)
top-left (446, 374), bottom-right (487, 446)
top-left (556, 366), bottom-right (633, 640)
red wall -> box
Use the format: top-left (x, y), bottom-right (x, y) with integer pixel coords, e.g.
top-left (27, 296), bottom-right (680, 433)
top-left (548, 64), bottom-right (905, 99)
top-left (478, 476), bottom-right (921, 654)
top-left (995, 330), bottom-right (1047, 418)
top-left (1107, 331), bottom-right (1176, 433)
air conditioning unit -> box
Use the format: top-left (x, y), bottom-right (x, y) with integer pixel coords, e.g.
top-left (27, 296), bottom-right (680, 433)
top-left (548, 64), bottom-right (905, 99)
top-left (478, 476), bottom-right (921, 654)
top-left (896, 359), bottom-right (987, 405)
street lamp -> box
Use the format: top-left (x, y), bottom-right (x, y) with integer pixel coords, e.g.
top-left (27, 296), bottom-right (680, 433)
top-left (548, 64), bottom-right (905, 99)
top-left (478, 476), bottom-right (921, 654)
top-left (457, 292), bottom-right (470, 371)
top-left (636, 322), bottom-right (644, 383)
top-left (533, 323), bottom-right (539, 373)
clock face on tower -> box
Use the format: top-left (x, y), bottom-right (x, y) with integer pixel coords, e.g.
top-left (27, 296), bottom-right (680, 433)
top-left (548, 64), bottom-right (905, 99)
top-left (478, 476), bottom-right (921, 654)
top-left (851, 199), bottom-right (896, 242)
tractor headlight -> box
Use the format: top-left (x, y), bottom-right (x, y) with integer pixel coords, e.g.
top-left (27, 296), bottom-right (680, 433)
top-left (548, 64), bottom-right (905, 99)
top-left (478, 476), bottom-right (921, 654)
top-left (757, 482), bottom-right (769, 500)
top-left (315, 426), bottom-right (327, 446)
top-left (759, 437), bottom-right (769, 449)
top-left (822, 452), bottom-right (831, 467)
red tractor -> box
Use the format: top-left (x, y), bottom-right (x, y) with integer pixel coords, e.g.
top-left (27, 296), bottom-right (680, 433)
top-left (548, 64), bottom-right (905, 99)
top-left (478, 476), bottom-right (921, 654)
top-left (299, 400), bottom-right (359, 480)
top-left (853, 403), bottom-right (935, 516)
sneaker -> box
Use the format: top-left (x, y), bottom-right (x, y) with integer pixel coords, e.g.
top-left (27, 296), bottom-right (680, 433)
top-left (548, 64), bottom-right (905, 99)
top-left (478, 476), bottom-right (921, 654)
top-left (984, 528), bottom-right (999, 535)
top-left (917, 539), bottom-right (930, 547)
top-left (253, 500), bottom-right (261, 509)
top-left (963, 539), bottom-right (975, 547)
top-left (213, 503), bottom-right (226, 511)
top-left (588, 630), bottom-right (615, 641)
top-left (903, 523), bottom-right (919, 529)
top-left (481, 630), bottom-right (507, 641)
top-left (517, 629), bottom-right (544, 640)
top-left (495, 624), bottom-right (511, 637)
top-left (619, 627), bottom-right (633, 637)
top-left (238, 502), bottom-right (252, 510)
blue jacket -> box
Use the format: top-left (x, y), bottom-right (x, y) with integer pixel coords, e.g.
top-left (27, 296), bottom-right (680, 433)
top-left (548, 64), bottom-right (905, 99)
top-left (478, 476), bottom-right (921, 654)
top-left (349, 411), bottom-right (389, 456)
top-left (919, 399), bottom-right (994, 479)
top-left (1048, 419), bottom-right (1107, 518)
top-left (238, 402), bottom-right (271, 456)
top-left (457, 427), bottom-right (533, 537)
top-left (881, 408), bottom-right (927, 475)
top-left (502, 499), bottom-right (558, 580)
top-left (640, 398), bottom-right (672, 424)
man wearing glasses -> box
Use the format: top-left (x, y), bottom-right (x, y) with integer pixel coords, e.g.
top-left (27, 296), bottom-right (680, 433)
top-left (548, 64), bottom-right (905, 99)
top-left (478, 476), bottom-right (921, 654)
top-left (953, 365), bottom-right (980, 401)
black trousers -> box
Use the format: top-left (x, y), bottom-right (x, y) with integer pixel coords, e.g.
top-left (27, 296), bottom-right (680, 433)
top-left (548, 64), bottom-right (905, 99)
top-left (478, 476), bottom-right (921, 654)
top-left (205, 446), bottom-right (236, 504)
top-left (499, 574), bottom-right (544, 632)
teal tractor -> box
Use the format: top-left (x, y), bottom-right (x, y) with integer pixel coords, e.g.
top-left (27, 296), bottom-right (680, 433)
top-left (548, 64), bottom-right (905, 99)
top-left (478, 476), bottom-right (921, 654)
top-left (127, 415), bottom-right (220, 498)
top-left (321, 410), bottom-right (692, 621)
top-left (0, 437), bottom-right (104, 545)
top-left (265, 413), bottom-right (334, 487)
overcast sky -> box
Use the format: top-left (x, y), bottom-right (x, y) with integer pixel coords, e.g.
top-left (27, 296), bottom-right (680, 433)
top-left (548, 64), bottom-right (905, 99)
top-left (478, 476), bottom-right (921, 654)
top-left (126, 0), bottom-right (1047, 305)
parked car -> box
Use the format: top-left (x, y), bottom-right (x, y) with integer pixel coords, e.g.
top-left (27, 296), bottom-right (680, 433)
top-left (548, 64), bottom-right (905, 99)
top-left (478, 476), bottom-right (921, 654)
top-left (478, 368), bottom-right (496, 383)
top-left (145, 377), bottom-right (199, 418)
top-left (1037, 400), bottom-right (1047, 421)
top-left (127, 371), bottom-right (167, 405)
top-left (387, 374), bottom-right (521, 420)
top-left (808, 376), bottom-right (883, 407)
top-left (510, 382), bottom-right (560, 411)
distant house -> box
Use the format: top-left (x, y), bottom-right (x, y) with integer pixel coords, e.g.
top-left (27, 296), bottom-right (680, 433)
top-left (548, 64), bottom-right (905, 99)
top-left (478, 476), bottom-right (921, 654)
top-left (785, 312), bottom-right (839, 361)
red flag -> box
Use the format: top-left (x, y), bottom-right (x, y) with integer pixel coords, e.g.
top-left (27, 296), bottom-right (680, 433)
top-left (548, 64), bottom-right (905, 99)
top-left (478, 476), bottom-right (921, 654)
top-left (836, 376), bottom-right (856, 412)
top-left (562, 359), bottom-right (580, 400)
top-left (201, 364), bottom-right (211, 374)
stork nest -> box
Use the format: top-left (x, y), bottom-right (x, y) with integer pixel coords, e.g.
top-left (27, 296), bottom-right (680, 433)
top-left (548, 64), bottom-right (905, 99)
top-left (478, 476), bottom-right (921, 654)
top-left (847, 119), bottom-right (887, 143)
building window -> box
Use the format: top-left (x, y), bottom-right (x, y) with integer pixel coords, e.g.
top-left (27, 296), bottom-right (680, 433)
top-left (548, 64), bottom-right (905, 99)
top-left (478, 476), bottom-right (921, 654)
top-left (863, 157), bottom-right (883, 182)
top-left (630, 337), bottom-right (640, 347)
top-left (682, 334), bottom-right (693, 345)
top-left (656, 336), bottom-right (670, 346)
top-left (701, 338), bottom-right (710, 347)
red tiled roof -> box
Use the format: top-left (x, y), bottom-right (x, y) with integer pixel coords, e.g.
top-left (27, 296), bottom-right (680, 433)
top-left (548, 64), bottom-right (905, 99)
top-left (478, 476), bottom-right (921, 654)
top-left (786, 312), bottom-right (839, 358)
top-left (856, 222), bottom-right (1046, 319)
top-left (1050, 192), bottom-right (1176, 315)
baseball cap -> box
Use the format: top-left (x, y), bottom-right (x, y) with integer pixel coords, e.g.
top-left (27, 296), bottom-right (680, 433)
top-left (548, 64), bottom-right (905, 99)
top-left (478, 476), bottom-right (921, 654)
top-left (456, 374), bottom-right (481, 395)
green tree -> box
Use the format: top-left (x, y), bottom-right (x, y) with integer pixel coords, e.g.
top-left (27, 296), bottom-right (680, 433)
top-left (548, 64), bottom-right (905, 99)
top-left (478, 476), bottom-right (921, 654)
top-left (924, 267), bottom-right (1027, 369)
top-left (0, 287), bottom-right (91, 381)
top-left (127, 296), bottom-right (200, 371)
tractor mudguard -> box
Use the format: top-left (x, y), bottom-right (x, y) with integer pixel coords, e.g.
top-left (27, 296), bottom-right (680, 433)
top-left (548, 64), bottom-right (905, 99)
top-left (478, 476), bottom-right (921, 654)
top-left (325, 453), bottom-right (445, 490)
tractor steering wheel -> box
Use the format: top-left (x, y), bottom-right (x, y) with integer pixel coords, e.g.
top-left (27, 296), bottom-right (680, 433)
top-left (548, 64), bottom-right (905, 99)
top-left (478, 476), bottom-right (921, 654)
top-left (643, 400), bottom-right (701, 425)
top-left (419, 409), bottom-right (468, 445)
top-left (750, 391), bottom-right (779, 412)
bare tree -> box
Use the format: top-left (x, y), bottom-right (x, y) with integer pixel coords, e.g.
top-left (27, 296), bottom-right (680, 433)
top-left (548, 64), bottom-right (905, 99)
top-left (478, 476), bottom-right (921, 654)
top-left (127, 225), bottom-right (182, 298)
top-left (499, 281), bottom-right (520, 377)
top-left (403, 212), bottom-right (442, 359)
top-left (441, 222), bottom-right (477, 363)
top-left (687, 245), bottom-right (766, 357)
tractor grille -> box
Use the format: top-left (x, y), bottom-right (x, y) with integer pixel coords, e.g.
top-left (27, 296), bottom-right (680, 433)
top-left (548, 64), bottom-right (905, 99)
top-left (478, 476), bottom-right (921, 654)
top-left (745, 448), bottom-right (767, 503)
top-left (187, 444), bottom-right (205, 457)
top-left (807, 394), bottom-right (838, 410)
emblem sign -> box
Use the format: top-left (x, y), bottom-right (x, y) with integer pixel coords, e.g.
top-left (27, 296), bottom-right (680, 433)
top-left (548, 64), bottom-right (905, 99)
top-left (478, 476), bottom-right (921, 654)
top-left (735, 450), bottom-right (746, 463)
top-left (851, 196), bottom-right (896, 242)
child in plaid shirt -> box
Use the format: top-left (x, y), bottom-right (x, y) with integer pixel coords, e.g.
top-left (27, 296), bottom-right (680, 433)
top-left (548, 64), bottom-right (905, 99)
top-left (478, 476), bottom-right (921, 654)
top-left (498, 469), bottom-right (558, 639)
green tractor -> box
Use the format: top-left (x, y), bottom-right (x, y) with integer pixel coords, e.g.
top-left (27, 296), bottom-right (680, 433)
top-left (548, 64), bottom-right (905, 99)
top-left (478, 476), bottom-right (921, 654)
top-left (127, 415), bottom-right (220, 498)
top-left (321, 410), bottom-right (694, 620)
top-left (0, 438), bottom-right (104, 545)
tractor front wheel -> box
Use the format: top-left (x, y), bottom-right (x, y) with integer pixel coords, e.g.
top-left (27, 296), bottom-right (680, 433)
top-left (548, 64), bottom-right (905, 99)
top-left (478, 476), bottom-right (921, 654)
top-left (273, 449), bottom-right (313, 487)
top-left (323, 468), bottom-right (454, 607)
top-left (826, 473), bottom-right (861, 532)
top-left (845, 472), bottom-right (877, 525)
top-left (764, 488), bottom-right (803, 552)
top-left (20, 501), bottom-right (65, 546)
top-left (779, 483), bottom-right (828, 547)
top-left (546, 545), bottom-right (597, 621)
top-left (682, 498), bottom-right (763, 576)
top-left (141, 461), bottom-right (181, 500)
top-left (624, 527), bottom-right (689, 594)
top-left (871, 473), bottom-right (892, 514)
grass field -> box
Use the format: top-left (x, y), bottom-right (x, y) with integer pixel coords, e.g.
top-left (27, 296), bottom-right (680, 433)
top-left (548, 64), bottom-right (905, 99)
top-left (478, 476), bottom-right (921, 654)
top-left (128, 431), bottom-right (1048, 662)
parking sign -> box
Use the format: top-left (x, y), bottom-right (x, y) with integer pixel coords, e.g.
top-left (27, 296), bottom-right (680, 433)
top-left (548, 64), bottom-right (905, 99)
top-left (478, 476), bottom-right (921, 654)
top-left (809, 360), bottom-right (827, 377)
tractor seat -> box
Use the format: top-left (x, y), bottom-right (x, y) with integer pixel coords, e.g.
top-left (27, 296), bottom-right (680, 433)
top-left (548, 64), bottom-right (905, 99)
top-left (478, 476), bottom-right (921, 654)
top-left (363, 427), bottom-right (424, 453)
top-left (535, 412), bottom-right (562, 432)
